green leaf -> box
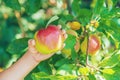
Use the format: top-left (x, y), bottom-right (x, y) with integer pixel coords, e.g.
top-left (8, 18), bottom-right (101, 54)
top-left (50, 54), bottom-right (64, 65)
top-left (78, 9), bottom-right (92, 26)
top-left (102, 68), bottom-right (115, 75)
top-left (71, 0), bottom-right (80, 16)
top-left (46, 15), bottom-right (59, 28)
top-left (32, 72), bottom-right (49, 80)
top-left (38, 60), bottom-right (52, 74)
top-left (24, 0), bottom-right (42, 14)
top-left (103, 66), bottom-right (120, 80)
top-left (99, 51), bottom-right (120, 68)
top-left (79, 67), bottom-right (90, 75)
top-left (106, 0), bottom-right (113, 10)
top-left (101, 8), bottom-right (120, 19)
top-left (57, 64), bottom-right (75, 74)
top-left (78, 9), bottom-right (92, 18)
top-left (7, 38), bottom-right (29, 54)
top-left (64, 34), bottom-right (77, 60)
top-left (98, 18), bottom-right (120, 38)
top-left (71, 47), bottom-right (78, 61)
top-left (58, 14), bottom-right (74, 29)
top-left (93, 0), bottom-right (105, 17)
top-left (3, 0), bottom-right (21, 10)
top-left (55, 58), bottom-right (70, 67)
top-left (64, 34), bottom-right (76, 49)
top-left (88, 73), bottom-right (96, 80)
top-left (60, 14), bottom-right (74, 22)
top-left (112, 0), bottom-right (119, 7)
top-left (32, 72), bottom-right (77, 80)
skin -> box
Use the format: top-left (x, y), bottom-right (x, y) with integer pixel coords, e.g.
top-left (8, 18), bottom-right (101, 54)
top-left (0, 26), bottom-right (67, 80)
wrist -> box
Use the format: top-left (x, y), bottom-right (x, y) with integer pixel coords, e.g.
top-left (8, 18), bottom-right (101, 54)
top-left (0, 50), bottom-right (41, 80)
top-left (26, 50), bottom-right (41, 63)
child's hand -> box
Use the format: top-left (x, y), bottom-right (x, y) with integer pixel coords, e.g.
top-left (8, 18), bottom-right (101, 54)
top-left (28, 25), bottom-right (67, 62)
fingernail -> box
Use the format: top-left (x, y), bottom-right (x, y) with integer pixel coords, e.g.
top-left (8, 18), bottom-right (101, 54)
top-left (28, 39), bottom-right (32, 44)
top-left (32, 40), bottom-right (36, 45)
top-left (62, 30), bottom-right (66, 34)
top-left (65, 34), bottom-right (68, 39)
top-left (63, 44), bottom-right (66, 48)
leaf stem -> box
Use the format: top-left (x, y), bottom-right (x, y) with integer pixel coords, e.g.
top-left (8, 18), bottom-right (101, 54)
top-left (45, 15), bottom-right (59, 28)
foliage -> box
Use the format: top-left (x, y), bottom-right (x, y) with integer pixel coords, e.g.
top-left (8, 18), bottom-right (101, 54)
top-left (0, 0), bottom-right (120, 80)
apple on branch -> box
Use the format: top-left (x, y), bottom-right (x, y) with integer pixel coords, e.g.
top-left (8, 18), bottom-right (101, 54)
top-left (81, 34), bottom-right (101, 55)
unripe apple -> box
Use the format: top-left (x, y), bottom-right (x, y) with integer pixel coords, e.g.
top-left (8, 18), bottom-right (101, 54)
top-left (81, 34), bottom-right (101, 55)
top-left (66, 30), bottom-right (78, 38)
top-left (67, 21), bottom-right (81, 30)
top-left (34, 25), bottom-right (64, 54)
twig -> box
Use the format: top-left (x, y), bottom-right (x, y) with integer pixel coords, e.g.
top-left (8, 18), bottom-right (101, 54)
top-left (75, 58), bottom-right (80, 76)
top-left (77, 75), bottom-right (87, 80)
top-left (14, 11), bottom-right (26, 37)
top-left (85, 31), bottom-right (100, 71)
top-left (66, 0), bottom-right (72, 15)
top-left (85, 30), bottom-right (89, 66)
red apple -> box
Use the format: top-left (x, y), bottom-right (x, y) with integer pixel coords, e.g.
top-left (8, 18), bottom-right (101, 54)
top-left (81, 35), bottom-right (101, 55)
top-left (34, 25), bottom-right (64, 54)
top-left (88, 35), bottom-right (101, 54)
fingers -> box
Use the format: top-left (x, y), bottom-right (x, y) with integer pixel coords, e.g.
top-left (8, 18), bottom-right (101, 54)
top-left (28, 39), bottom-right (38, 53)
top-left (58, 25), bottom-right (67, 39)
top-left (62, 30), bottom-right (66, 34)
top-left (62, 43), bottom-right (66, 49)
top-left (57, 25), bottom-right (62, 29)
top-left (46, 53), bottom-right (55, 58)
top-left (61, 30), bottom-right (67, 41)
top-left (28, 39), bottom-right (35, 47)
top-left (64, 34), bottom-right (68, 39)
top-left (57, 25), bottom-right (67, 41)
top-left (37, 53), bottom-right (55, 62)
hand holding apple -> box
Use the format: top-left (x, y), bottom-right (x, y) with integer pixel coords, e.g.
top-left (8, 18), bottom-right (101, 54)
top-left (28, 25), bottom-right (67, 62)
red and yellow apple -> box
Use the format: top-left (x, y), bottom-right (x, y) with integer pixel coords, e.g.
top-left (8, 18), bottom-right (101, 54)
top-left (81, 34), bottom-right (101, 55)
top-left (34, 25), bottom-right (64, 54)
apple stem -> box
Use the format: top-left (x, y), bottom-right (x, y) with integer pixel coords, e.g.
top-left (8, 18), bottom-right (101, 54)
top-left (45, 15), bottom-right (59, 28)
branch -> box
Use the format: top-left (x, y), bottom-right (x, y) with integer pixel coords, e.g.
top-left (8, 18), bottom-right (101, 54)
top-left (66, 0), bottom-right (72, 15)
top-left (85, 30), bottom-right (89, 66)
top-left (85, 31), bottom-right (99, 71)
top-left (14, 11), bottom-right (26, 37)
